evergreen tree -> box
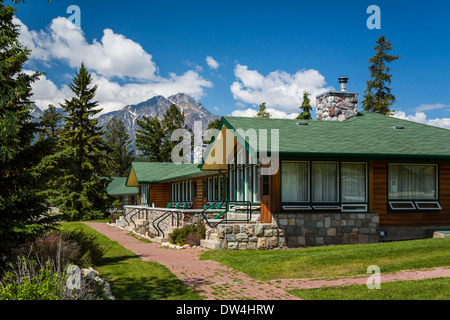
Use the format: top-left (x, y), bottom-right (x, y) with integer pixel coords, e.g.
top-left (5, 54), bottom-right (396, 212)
top-left (136, 104), bottom-right (189, 162)
top-left (255, 102), bottom-right (271, 118)
top-left (135, 115), bottom-right (165, 161)
top-left (297, 91), bottom-right (313, 120)
top-left (38, 104), bottom-right (62, 144)
top-left (206, 118), bottom-right (221, 130)
top-left (52, 63), bottom-right (112, 220)
top-left (0, 1), bottom-right (61, 258)
top-left (105, 117), bottom-right (134, 177)
top-left (361, 36), bottom-right (400, 115)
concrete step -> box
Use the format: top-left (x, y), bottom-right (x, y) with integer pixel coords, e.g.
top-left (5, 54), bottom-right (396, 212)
top-left (207, 233), bottom-right (218, 241)
top-left (153, 236), bottom-right (169, 244)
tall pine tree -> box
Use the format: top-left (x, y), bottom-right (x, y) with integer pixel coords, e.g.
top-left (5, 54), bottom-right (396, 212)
top-left (0, 1), bottom-right (61, 259)
top-left (105, 117), bottom-right (134, 177)
top-left (361, 36), bottom-right (400, 115)
top-left (53, 63), bottom-right (112, 220)
top-left (297, 91), bottom-right (312, 120)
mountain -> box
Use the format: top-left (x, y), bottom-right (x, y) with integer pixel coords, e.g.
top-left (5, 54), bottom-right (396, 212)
top-left (29, 93), bottom-right (220, 148)
top-left (97, 93), bottom-right (220, 142)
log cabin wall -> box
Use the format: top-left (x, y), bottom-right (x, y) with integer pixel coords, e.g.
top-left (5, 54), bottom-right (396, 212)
top-left (371, 161), bottom-right (450, 227)
top-left (149, 183), bottom-right (170, 208)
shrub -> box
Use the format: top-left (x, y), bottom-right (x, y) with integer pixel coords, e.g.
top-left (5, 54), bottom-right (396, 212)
top-left (12, 229), bottom-right (106, 269)
top-left (0, 257), bottom-right (95, 300)
top-left (169, 223), bottom-right (206, 246)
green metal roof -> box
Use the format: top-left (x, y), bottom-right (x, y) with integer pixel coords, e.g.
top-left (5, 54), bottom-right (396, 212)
top-left (222, 111), bottom-right (450, 159)
top-left (107, 177), bottom-right (139, 196)
top-left (129, 161), bottom-right (214, 184)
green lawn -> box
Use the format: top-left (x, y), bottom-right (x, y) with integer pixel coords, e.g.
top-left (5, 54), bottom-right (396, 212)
top-left (201, 238), bottom-right (450, 280)
top-left (289, 277), bottom-right (450, 300)
top-left (60, 222), bottom-right (202, 300)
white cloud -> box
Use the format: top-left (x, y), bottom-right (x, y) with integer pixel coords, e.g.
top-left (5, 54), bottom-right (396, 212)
top-left (392, 110), bottom-right (450, 129)
top-left (205, 56), bottom-right (219, 70)
top-left (16, 17), bottom-right (213, 113)
top-left (230, 64), bottom-right (332, 113)
top-left (230, 107), bottom-right (298, 119)
top-left (415, 103), bottom-right (449, 112)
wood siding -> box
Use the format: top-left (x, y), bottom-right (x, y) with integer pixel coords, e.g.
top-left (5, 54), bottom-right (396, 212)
top-left (372, 161), bottom-right (450, 227)
top-left (149, 183), bottom-right (170, 208)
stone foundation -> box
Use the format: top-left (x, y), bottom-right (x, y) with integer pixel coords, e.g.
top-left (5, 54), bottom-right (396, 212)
top-left (273, 212), bottom-right (379, 247)
top-left (212, 223), bottom-right (285, 250)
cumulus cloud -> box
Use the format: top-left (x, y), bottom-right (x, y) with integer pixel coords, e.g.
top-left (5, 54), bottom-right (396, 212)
top-left (16, 17), bottom-right (213, 113)
top-left (392, 110), bottom-right (450, 129)
top-left (230, 64), bottom-right (332, 113)
top-left (205, 56), bottom-right (219, 70)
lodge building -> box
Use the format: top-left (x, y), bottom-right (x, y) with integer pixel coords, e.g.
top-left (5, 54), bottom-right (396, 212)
top-left (114, 78), bottom-right (450, 249)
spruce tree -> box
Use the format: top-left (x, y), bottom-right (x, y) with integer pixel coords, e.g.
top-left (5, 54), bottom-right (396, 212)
top-left (255, 102), bottom-right (271, 118)
top-left (362, 36), bottom-right (400, 115)
top-left (136, 104), bottom-right (189, 162)
top-left (297, 91), bottom-right (312, 120)
top-left (0, 1), bottom-right (61, 258)
top-left (136, 115), bottom-right (165, 161)
top-left (105, 117), bottom-right (134, 177)
top-left (54, 63), bottom-right (112, 220)
top-left (38, 104), bottom-right (63, 145)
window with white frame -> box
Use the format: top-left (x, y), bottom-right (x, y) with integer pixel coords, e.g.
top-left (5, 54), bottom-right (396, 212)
top-left (171, 180), bottom-right (193, 202)
top-left (228, 145), bottom-right (260, 203)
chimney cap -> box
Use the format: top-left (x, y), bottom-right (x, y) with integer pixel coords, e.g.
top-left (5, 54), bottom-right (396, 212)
top-left (338, 77), bottom-right (349, 83)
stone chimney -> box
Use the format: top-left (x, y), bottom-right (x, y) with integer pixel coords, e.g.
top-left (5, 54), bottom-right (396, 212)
top-left (316, 77), bottom-right (358, 121)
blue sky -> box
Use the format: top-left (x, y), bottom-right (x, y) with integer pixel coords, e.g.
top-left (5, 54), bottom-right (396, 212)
top-left (12, 0), bottom-right (450, 126)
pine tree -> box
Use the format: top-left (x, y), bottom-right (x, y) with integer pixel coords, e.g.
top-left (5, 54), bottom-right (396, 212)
top-left (53, 63), bottom-right (112, 221)
top-left (38, 104), bottom-right (63, 145)
top-left (136, 115), bottom-right (165, 161)
top-left (105, 117), bottom-right (134, 177)
top-left (255, 102), bottom-right (271, 118)
top-left (361, 36), bottom-right (400, 115)
top-left (297, 91), bottom-right (312, 120)
top-left (136, 104), bottom-right (189, 162)
top-left (0, 1), bottom-right (61, 258)
top-left (206, 118), bottom-right (221, 130)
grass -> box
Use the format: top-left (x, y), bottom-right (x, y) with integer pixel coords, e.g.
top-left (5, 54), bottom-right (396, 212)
top-left (59, 222), bottom-right (202, 300)
top-left (289, 277), bottom-right (450, 300)
top-left (201, 238), bottom-right (450, 280)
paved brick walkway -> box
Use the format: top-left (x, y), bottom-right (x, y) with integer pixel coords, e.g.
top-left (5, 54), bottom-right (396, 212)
top-left (84, 222), bottom-right (301, 300)
top-left (85, 222), bottom-right (450, 300)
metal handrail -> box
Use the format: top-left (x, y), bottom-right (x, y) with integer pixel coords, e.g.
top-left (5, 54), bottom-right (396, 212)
top-left (124, 208), bottom-right (139, 226)
top-left (201, 200), bottom-right (253, 228)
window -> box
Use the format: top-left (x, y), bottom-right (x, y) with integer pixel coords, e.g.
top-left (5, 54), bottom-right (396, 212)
top-left (281, 161), bottom-right (308, 202)
top-left (227, 146), bottom-right (260, 203)
top-left (312, 162), bottom-right (338, 202)
top-left (141, 184), bottom-right (149, 206)
top-left (388, 164), bottom-right (437, 200)
top-left (281, 161), bottom-right (368, 211)
top-left (207, 176), bottom-right (225, 201)
top-left (171, 180), bottom-right (193, 202)
top-left (341, 162), bottom-right (367, 202)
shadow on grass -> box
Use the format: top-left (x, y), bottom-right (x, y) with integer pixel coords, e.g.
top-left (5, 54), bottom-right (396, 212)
top-left (109, 275), bottom-right (200, 300)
